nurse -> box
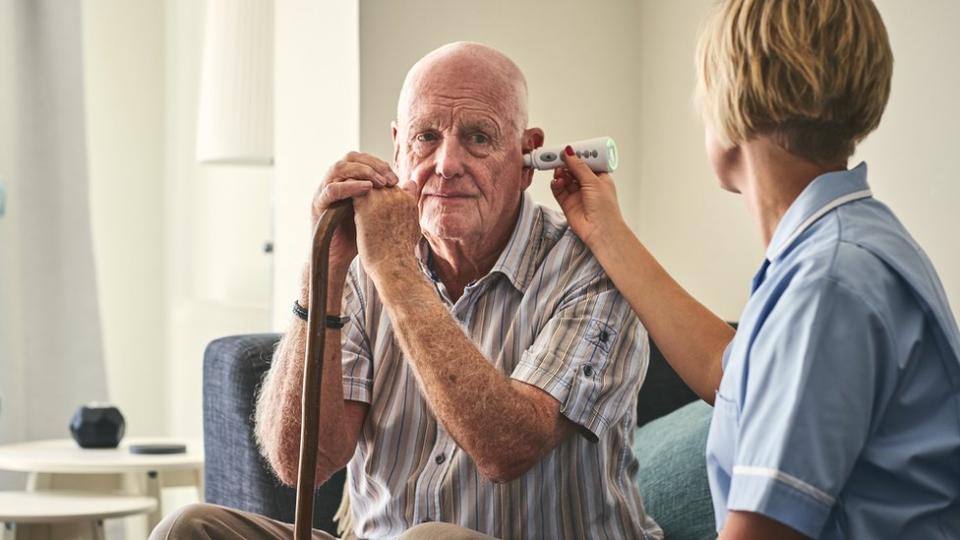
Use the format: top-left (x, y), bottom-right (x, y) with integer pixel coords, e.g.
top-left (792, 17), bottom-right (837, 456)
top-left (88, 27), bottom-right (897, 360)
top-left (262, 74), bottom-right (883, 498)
top-left (551, 0), bottom-right (960, 538)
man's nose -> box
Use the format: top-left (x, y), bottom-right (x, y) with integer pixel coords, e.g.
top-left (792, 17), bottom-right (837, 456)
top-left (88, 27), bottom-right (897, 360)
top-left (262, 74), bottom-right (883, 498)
top-left (435, 137), bottom-right (466, 180)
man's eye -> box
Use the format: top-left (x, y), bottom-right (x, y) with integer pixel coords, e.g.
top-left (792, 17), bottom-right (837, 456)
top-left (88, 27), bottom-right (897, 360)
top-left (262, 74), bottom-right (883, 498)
top-left (468, 133), bottom-right (490, 145)
top-left (416, 132), bottom-right (438, 143)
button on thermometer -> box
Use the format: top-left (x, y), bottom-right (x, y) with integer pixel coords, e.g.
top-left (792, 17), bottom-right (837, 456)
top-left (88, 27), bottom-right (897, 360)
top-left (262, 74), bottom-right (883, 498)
top-left (523, 136), bottom-right (619, 173)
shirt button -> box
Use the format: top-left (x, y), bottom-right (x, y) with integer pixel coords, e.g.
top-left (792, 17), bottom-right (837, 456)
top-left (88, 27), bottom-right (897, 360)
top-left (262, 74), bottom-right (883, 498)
top-left (582, 365), bottom-right (594, 377)
top-left (435, 453), bottom-right (446, 465)
top-left (598, 330), bottom-right (609, 343)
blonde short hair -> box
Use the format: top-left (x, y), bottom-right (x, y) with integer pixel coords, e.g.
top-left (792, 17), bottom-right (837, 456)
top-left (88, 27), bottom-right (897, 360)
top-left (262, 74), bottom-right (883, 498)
top-left (695, 0), bottom-right (893, 163)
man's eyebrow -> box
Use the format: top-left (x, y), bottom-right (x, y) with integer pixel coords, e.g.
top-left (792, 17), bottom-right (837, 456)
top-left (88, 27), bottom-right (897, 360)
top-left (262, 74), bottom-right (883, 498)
top-left (408, 118), bottom-right (439, 131)
top-left (406, 115), bottom-right (504, 137)
top-left (458, 119), bottom-right (501, 137)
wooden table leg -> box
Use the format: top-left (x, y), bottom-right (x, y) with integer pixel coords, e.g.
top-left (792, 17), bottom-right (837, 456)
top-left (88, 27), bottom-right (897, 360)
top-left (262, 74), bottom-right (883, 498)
top-left (144, 471), bottom-right (162, 532)
top-left (194, 467), bottom-right (205, 502)
top-left (91, 520), bottom-right (106, 540)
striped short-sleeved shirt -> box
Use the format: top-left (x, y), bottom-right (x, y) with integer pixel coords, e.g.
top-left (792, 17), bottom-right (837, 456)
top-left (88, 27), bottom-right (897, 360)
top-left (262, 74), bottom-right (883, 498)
top-left (340, 193), bottom-right (662, 539)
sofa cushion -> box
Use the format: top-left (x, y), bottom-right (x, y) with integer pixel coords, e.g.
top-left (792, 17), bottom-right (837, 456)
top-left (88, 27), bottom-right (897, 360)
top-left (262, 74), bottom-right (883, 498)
top-left (634, 399), bottom-right (715, 540)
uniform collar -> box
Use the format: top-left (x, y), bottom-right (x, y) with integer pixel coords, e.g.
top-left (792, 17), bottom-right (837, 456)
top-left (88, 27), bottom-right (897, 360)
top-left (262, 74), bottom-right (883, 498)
top-left (765, 162), bottom-right (873, 262)
top-left (417, 192), bottom-right (541, 293)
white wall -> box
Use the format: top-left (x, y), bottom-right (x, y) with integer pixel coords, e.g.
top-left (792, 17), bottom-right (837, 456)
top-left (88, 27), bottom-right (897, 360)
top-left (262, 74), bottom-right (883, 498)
top-left (0, 0), bottom-right (26, 452)
top-left (83, 0), bottom-right (167, 437)
top-left (272, 0), bottom-right (360, 329)
top-left (164, 0), bottom-right (272, 438)
top-left (636, 0), bottom-right (759, 322)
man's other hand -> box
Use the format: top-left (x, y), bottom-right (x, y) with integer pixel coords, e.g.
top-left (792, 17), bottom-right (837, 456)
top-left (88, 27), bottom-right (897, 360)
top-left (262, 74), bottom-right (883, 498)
top-left (311, 152), bottom-right (399, 273)
top-left (353, 185), bottom-right (421, 278)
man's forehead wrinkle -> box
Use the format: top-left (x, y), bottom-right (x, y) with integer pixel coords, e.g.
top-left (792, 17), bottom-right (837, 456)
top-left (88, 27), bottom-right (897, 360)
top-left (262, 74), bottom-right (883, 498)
top-left (414, 74), bottom-right (518, 110)
top-left (422, 93), bottom-right (510, 118)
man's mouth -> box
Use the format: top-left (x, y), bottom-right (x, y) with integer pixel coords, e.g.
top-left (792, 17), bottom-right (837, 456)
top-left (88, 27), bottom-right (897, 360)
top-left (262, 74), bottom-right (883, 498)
top-left (425, 192), bottom-right (473, 199)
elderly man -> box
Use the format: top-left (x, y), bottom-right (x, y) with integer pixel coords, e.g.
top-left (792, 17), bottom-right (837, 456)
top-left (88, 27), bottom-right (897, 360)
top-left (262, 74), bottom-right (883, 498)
top-left (151, 42), bottom-right (661, 540)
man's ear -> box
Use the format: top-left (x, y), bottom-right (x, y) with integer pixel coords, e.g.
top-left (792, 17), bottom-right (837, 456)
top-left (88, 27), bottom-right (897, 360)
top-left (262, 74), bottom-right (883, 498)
top-left (520, 127), bottom-right (545, 190)
top-left (391, 121), bottom-right (401, 169)
top-left (521, 127), bottom-right (545, 153)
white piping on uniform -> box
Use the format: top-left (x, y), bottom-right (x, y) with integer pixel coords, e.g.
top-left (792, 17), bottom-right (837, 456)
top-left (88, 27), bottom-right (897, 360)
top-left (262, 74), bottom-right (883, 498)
top-left (733, 465), bottom-right (836, 506)
top-left (771, 189), bottom-right (873, 259)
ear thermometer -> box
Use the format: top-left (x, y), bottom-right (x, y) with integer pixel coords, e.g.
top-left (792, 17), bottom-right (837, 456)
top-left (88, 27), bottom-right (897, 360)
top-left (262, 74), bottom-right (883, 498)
top-left (523, 136), bottom-right (619, 173)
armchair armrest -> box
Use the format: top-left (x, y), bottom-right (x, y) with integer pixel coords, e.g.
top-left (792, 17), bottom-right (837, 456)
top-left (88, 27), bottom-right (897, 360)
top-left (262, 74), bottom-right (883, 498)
top-left (202, 333), bottom-right (346, 535)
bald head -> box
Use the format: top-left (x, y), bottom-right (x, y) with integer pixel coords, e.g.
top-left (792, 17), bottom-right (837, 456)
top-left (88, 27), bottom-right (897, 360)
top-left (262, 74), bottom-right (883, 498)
top-left (397, 42), bottom-right (529, 136)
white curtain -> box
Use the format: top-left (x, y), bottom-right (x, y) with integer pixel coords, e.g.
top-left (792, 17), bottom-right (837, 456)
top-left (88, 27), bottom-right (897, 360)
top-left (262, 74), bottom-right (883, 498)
top-left (0, 0), bottom-right (108, 483)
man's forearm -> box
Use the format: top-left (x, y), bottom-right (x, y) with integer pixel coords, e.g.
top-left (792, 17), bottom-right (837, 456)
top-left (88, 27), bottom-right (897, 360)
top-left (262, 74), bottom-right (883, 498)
top-left (372, 263), bottom-right (563, 482)
top-left (254, 266), bottom-right (355, 486)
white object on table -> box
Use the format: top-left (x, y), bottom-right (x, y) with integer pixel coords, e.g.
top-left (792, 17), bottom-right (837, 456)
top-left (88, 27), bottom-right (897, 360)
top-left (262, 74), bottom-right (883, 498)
top-left (0, 438), bottom-right (203, 532)
top-left (0, 491), bottom-right (156, 540)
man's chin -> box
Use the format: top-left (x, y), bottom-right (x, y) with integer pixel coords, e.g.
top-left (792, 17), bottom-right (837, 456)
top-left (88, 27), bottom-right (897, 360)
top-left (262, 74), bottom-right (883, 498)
top-left (422, 219), bottom-right (474, 242)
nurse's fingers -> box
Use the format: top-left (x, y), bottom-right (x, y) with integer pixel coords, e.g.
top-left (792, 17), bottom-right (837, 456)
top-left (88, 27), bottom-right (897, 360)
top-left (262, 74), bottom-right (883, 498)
top-left (552, 167), bottom-right (580, 193)
top-left (559, 145), bottom-right (598, 187)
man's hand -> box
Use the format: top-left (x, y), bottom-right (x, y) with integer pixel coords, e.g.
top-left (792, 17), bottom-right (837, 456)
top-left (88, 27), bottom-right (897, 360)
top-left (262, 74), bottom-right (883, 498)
top-left (352, 184), bottom-right (421, 279)
top-left (310, 152), bottom-right (399, 275)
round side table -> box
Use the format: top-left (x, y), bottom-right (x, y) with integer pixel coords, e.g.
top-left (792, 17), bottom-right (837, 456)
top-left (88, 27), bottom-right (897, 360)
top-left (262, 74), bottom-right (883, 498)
top-left (0, 491), bottom-right (157, 540)
top-left (0, 438), bottom-right (203, 532)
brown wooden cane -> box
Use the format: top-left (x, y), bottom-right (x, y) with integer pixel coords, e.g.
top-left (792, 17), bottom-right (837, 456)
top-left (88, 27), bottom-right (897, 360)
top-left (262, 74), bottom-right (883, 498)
top-left (294, 200), bottom-right (352, 540)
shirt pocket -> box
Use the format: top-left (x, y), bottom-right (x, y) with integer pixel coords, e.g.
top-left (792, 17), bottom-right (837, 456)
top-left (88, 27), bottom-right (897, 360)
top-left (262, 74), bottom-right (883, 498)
top-left (707, 390), bottom-right (740, 474)
top-left (583, 319), bottom-right (619, 355)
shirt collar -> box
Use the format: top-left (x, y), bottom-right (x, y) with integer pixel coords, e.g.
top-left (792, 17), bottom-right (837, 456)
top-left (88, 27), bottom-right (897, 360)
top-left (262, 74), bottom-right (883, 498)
top-left (765, 161), bottom-right (873, 262)
top-left (416, 192), bottom-right (541, 292)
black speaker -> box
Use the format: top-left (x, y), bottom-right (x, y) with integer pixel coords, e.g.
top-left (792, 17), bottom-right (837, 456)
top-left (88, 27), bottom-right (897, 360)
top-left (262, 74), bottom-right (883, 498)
top-left (69, 404), bottom-right (125, 448)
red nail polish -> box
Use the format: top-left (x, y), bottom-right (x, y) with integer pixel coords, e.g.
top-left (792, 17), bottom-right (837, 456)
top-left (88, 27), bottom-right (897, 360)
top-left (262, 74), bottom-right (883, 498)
top-left (564, 145), bottom-right (574, 156)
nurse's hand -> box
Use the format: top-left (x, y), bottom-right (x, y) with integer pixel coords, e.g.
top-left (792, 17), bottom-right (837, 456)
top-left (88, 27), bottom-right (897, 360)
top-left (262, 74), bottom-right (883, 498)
top-left (550, 145), bottom-right (626, 249)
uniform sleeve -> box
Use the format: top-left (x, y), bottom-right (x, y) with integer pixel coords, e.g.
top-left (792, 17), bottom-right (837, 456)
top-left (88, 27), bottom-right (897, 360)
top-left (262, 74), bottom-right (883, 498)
top-left (510, 253), bottom-right (647, 441)
top-left (340, 261), bottom-right (373, 404)
top-left (726, 277), bottom-right (892, 538)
